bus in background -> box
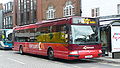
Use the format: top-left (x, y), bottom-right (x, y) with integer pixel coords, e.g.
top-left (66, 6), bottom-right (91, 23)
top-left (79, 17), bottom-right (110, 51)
top-left (12, 16), bottom-right (102, 60)
top-left (0, 29), bottom-right (13, 49)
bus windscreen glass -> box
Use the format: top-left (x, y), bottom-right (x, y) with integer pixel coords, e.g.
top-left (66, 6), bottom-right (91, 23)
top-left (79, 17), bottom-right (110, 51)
top-left (71, 25), bottom-right (99, 44)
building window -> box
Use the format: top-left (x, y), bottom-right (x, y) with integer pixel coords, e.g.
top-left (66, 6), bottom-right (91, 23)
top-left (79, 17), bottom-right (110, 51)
top-left (117, 4), bottom-right (120, 14)
top-left (91, 8), bottom-right (100, 17)
top-left (20, 13), bottom-right (24, 25)
top-left (3, 16), bottom-right (13, 28)
top-left (64, 1), bottom-right (74, 17)
top-left (9, 16), bottom-right (13, 27)
top-left (46, 6), bottom-right (55, 19)
top-left (18, 0), bottom-right (37, 26)
top-left (4, 2), bottom-right (13, 12)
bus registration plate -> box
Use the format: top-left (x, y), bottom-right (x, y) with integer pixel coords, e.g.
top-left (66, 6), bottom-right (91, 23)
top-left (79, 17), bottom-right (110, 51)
top-left (85, 55), bottom-right (93, 58)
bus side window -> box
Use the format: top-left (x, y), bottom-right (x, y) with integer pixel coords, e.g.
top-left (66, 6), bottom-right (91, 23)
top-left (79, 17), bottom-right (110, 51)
top-left (35, 27), bottom-right (50, 42)
top-left (52, 24), bottom-right (68, 43)
top-left (29, 28), bottom-right (37, 42)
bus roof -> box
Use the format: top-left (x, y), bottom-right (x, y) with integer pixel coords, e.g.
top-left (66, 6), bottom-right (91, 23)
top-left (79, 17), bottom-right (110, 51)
top-left (14, 16), bottom-right (98, 31)
top-left (36, 16), bottom-right (97, 24)
top-left (0, 29), bottom-right (13, 31)
top-left (14, 17), bottom-right (71, 30)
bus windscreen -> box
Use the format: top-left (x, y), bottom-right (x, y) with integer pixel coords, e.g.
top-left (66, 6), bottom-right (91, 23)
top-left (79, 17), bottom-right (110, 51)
top-left (71, 25), bottom-right (99, 44)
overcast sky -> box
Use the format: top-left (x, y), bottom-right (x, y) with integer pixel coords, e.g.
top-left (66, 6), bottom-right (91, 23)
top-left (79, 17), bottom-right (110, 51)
top-left (0, 0), bottom-right (13, 4)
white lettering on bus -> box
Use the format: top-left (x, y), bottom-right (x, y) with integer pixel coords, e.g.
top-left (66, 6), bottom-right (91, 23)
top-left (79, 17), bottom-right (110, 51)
top-left (83, 46), bottom-right (94, 50)
top-left (29, 44), bottom-right (39, 49)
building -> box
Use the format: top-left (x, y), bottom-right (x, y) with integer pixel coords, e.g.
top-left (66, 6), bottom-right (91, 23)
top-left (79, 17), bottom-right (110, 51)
top-left (13, 0), bottom-right (37, 26)
top-left (3, 2), bottom-right (13, 29)
top-left (0, 3), bottom-right (3, 29)
top-left (13, 0), bottom-right (82, 26)
top-left (82, 0), bottom-right (120, 18)
top-left (38, 0), bottom-right (81, 21)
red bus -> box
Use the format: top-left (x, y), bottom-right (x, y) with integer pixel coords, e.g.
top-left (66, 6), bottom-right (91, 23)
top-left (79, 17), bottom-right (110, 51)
top-left (12, 16), bottom-right (102, 60)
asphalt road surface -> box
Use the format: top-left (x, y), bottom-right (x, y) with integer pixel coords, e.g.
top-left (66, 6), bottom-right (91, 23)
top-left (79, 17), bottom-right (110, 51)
top-left (0, 50), bottom-right (120, 68)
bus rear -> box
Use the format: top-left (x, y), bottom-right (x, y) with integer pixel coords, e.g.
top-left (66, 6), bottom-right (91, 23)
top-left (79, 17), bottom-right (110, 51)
top-left (67, 17), bottom-right (102, 59)
top-left (0, 29), bottom-right (13, 49)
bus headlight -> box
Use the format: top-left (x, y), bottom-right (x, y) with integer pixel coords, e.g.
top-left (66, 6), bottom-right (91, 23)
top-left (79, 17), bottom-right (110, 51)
top-left (70, 51), bottom-right (78, 54)
top-left (99, 50), bottom-right (102, 53)
top-left (5, 45), bottom-right (9, 47)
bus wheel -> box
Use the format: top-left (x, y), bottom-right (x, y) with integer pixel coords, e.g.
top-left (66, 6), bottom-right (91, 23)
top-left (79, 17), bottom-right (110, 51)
top-left (19, 46), bottom-right (24, 55)
top-left (48, 49), bottom-right (54, 60)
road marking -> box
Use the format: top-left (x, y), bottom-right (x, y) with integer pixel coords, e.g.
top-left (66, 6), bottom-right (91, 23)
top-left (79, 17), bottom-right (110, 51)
top-left (7, 58), bottom-right (25, 65)
top-left (72, 66), bottom-right (82, 68)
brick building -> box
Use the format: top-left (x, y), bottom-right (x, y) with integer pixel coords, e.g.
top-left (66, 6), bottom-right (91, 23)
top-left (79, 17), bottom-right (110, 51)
top-left (13, 0), bottom-right (81, 26)
top-left (37, 0), bottom-right (81, 21)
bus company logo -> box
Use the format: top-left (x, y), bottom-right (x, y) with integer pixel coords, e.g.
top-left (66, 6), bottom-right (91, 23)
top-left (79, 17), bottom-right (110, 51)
top-left (83, 46), bottom-right (94, 50)
top-left (113, 33), bottom-right (120, 41)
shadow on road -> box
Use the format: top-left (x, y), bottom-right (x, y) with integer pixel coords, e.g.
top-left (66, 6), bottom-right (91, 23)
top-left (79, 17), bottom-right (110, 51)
top-left (54, 58), bottom-right (99, 64)
top-left (13, 52), bottom-right (100, 64)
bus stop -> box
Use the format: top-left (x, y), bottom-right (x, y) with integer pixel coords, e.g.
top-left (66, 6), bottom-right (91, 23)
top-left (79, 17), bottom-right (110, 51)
top-left (100, 15), bottom-right (120, 59)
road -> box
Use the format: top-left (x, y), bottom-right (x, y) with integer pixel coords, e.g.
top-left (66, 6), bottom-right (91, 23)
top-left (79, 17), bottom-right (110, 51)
top-left (0, 50), bottom-right (120, 68)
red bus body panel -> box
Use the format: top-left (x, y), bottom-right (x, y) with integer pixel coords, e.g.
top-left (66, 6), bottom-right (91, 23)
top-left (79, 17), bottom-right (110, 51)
top-left (13, 42), bottom-right (102, 60)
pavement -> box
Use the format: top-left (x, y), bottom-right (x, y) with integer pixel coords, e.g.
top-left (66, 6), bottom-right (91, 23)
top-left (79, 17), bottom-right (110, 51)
top-left (93, 52), bottom-right (120, 64)
top-left (94, 56), bottom-right (120, 64)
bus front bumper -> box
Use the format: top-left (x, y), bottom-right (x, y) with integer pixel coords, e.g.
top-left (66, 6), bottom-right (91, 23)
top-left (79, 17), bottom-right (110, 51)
top-left (67, 50), bottom-right (102, 60)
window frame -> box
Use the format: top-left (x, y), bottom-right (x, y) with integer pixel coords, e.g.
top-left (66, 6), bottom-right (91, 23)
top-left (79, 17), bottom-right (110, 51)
top-left (46, 6), bottom-right (56, 20)
top-left (117, 4), bottom-right (120, 14)
top-left (63, 1), bottom-right (74, 17)
top-left (91, 8), bottom-right (100, 17)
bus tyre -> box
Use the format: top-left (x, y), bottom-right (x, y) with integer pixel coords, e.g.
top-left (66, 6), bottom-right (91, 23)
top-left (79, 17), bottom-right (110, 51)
top-left (48, 49), bottom-right (54, 60)
top-left (19, 46), bottom-right (24, 55)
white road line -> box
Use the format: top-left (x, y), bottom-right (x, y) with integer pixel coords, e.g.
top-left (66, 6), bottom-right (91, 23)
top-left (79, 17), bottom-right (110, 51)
top-left (72, 66), bottom-right (82, 68)
top-left (7, 58), bottom-right (25, 65)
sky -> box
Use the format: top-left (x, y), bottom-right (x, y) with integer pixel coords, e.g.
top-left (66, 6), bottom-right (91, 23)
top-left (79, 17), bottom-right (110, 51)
top-left (0, 0), bottom-right (13, 4)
